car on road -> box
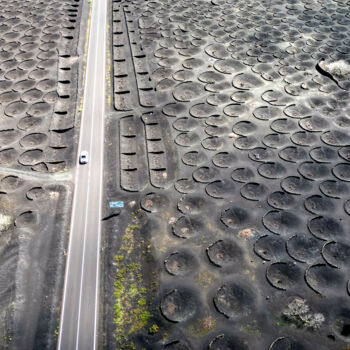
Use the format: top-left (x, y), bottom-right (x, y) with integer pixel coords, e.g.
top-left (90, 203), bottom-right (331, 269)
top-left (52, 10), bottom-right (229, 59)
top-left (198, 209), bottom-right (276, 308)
top-left (79, 150), bottom-right (88, 164)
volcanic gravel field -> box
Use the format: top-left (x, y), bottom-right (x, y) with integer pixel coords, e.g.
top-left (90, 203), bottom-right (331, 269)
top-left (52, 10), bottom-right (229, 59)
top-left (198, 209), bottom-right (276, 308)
top-left (0, 0), bottom-right (82, 172)
top-left (0, 0), bottom-right (84, 348)
top-left (103, 0), bottom-right (350, 349)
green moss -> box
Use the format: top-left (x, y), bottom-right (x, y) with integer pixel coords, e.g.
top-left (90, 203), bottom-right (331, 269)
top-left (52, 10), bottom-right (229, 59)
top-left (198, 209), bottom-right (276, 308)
top-left (138, 298), bottom-right (146, 306)
top-left (140, 311), bottom-right (151, 323)
top-left (149, 324), bottom-right (159, 334)
top-left (115, 255), bottom-right (124, 262)
top-left (113, 215), bottom-right (157, 347)
top-left (129, 284), bottom-right (138, 297)
top-left (128, 263), bottom-right (140, 271)
top-left (122, 233), bottom-right (132, 241)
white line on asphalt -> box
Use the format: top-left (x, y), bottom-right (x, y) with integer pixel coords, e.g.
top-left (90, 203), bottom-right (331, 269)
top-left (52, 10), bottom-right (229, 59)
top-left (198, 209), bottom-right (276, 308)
top-left (75, 1), bottom-right (100, 348)
top-left (57, 0), bottom-right (96, 347)
top-left (75, 94), bottom-right (96, 349)
top-left (93, 1), bottom-right (107, 348)
top-left (57, 126), bottom-right (81, 349)
top-left (58, 0), bottom-right (106, 347)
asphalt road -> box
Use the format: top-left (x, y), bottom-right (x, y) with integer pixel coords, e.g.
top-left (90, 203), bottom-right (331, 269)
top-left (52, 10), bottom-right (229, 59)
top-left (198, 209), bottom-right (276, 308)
top-left (57, 0), bottom-right (106, 349)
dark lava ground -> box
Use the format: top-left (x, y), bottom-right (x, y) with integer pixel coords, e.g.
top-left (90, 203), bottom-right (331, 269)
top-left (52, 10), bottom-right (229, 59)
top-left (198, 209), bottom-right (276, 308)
top-left (0, 0), bottom-right (82, 172)
top-left (0, 0), bottom-right (84, 348)
top-left (103, 0), bottom-right (350, 349)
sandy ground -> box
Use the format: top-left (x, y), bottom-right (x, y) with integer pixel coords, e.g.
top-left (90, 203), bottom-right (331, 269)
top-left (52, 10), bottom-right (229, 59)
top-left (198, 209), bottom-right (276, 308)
top-left (103, 0), bottom-right (350, 349)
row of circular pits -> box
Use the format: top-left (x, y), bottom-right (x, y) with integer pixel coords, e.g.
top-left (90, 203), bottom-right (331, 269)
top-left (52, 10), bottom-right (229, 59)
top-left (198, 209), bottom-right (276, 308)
top-left (155, 20), bottom-right (349, 65)
top-left (165, 97), bottom-right (348, 131)
top-left (0, 15), bottom-right (76, 36)
top-left (0, 175), bottom-right (56, 228)
top-left (161, 284), bottom-right (350, 348)
top-left (173, 8), bottom-right (347, 25)
top-left (0, 81), bottom-right (59, 106)
top-left (142, 0), bottom-right (350, 22)
top-left (179, 30), bottom-right (348, 67)
top-left (196, 138), bottom-right (350, 161)
top-left (164, 228), bottom-right (350, 292)
top-left (179, 144), bottom-right (350, 178)
top-left (163, 98), bottom-right (350, 131)
top-left (0, 104), bottom-right (71, 149)
top-left (0, 77), bottom-right (58, 94)
top-left (0, 129), bottom-right (50, 166)
top-left (0, 128), bottom-right (70, 167)
top-left (155, 57), bottom-right (345, 81)
top-left (0, 28), bottom-right (73, 47)
top-left (163, 332), bottom-right (346, 350)
top-left (174, 136), bottom-right (350, 164)
top-left (164, 335), bottom-right (318, 350)
top-left (0, 130), bottom-right (48, 148)
top-left (0, 175), bottom-right (52, 198)
top-left (140, 192), bottom-right (350, 296)
top-left (0, 107), bottom-right (71, 167)
top-left (173, 164), bottom-right (350, 206)
top-left (179, 151), bottom-right (349, 190)
top-left (165, 104), bottom-right (350, 153)
top-left (164, 80), bottom-right (339, 110)
top-left (181, 147), bottom-right (350, 188)
top-left (160, 280), bottom-right (256, 323)
top-left (141, 189), bottom-right (349, 232)
top-left (0, 148), bottom-right (64, 168)
top-left (0, 65), bottom-right (59, 83)
top-left (157, 65), bottom-right (349, 106)
top-left (165, 91), bottom-right (349, 127)
top-left (197, 169), bottom-right (348, 199)
top-left (164, 231), bottom-right (350, 270)
top-left (174, 124), bottom-right (350, 151)
top-left (177, 151), bottom-right (350, 178)
top-left (150, 12), bottom-right (350, 54)
top-left (159, 12), bottom-right (343, 31)
top-left (151, 24), bottom-right (350, 72)
top-left (0, 3), bottom-right (78, 37)
top-left (173, 182), bottom-right (350, 240)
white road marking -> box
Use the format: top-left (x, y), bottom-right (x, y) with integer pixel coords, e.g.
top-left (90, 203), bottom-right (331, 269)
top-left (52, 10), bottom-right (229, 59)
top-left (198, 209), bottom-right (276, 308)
top-left (94, 1), bottom-right (107, 348)
top-left (57, 0), bottom-right (107, 348)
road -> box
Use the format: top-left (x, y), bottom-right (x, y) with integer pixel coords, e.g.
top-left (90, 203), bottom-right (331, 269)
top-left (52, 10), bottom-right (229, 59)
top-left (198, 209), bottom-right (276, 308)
top-left (57, 0), bottom-right (106, 349)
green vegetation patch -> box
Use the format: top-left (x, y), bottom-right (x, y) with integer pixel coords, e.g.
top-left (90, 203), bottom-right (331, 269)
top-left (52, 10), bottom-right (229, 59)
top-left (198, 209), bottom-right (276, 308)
top-left (149, 324), bottom-right (159, 334)
top-left (113, 211), bottom-right (158, 348)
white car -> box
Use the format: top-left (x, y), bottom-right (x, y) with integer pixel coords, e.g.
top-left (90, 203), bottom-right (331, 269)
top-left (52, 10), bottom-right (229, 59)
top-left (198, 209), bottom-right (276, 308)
top-left (79, 150), bottom-right (88, 164)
